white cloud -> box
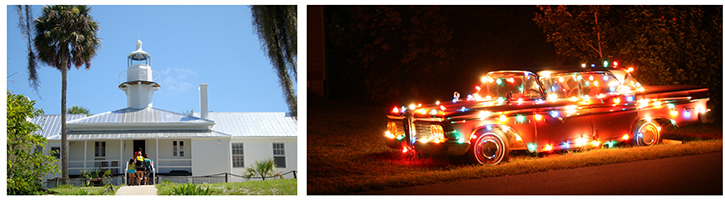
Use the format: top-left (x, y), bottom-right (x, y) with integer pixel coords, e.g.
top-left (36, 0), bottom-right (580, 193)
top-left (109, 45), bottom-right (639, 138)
top-left (159, 67), bottom-right (197, 91)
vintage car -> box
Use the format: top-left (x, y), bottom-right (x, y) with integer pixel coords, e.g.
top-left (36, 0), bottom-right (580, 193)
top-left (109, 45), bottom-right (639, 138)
top-left (384, 66), bottom-right (711, 165)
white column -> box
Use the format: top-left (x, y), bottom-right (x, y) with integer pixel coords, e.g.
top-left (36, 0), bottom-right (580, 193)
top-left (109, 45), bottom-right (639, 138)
top-left (84, 141), bottom-right (87, 170)
top-left (120, 140), bottom-right (123, 171)
top-left (120, 140), bottom-right (124, 184)
top-left (156, 139), bottom-right (159, 183)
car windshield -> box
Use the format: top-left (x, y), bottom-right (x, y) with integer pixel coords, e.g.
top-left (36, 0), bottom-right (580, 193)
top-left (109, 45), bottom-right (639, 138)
top-left (538, 71), bottom-right (635, 99)
top-left (477, 71), bottom-right (544, 101)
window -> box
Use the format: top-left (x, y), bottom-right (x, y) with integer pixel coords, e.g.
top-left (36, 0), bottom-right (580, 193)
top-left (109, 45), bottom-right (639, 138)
top-left (273, 143), bottom-right (286, 168)
top-left (180, 141), bottom-right (184, 157)
top-left (524, 74), bottom-right (544, 100)
top-left (51, 147), bottom-right (60, 159)
top-left (94, 141), bottom-right (106, 157)
top-left (173, 141), bottom-right (185, 157)
top-left (232, 143), bottom-right (244, 168)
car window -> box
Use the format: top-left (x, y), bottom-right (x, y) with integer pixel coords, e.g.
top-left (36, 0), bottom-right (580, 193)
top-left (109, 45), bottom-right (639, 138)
top-left (523, 74), bottom-right (544, 100)
top-left (541, 71), bottom-right (628, 99)
top-left (479, 72), bottom-right (545, 101)
top-left (539, 73), bottom-right (578, 99)
top-left (581, 72), bottom-right (619, 97)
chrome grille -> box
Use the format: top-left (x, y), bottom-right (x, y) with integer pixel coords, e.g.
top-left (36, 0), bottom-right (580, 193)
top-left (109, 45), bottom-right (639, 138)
top-left (414, 122), bottom-right (434, 138)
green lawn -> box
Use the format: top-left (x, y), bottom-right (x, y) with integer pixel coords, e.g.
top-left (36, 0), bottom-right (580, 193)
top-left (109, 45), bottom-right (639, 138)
top-left (49, 184), bottom-right (121, 195)
top-left (155, 179), bottom-right (297, 195)
top-left (307, 97), bottom-right (723, 195)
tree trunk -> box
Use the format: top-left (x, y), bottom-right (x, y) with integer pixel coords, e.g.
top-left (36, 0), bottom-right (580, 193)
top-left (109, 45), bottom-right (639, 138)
top-left (61, 58), bottom-right (69, 184)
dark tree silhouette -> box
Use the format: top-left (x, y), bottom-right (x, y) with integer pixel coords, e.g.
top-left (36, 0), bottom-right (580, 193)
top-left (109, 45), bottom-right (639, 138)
top-left (533, 5), bottom-right (722, 121)
top-left (533, 5), bottom-right (611, 65)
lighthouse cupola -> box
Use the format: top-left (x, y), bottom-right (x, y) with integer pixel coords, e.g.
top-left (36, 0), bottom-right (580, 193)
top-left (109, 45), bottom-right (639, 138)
top-left (119, 40), bottom-right (160, 109)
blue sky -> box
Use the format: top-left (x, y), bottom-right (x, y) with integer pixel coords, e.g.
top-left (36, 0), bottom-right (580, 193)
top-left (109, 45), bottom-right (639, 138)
top-left (6, 5), bottom-right (295, 115)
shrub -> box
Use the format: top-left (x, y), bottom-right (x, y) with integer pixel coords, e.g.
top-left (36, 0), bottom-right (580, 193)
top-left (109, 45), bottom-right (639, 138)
top-left (169, 183), bottom-right (212, 195)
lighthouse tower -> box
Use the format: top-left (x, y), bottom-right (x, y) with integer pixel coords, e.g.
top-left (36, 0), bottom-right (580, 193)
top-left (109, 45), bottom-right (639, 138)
top-left (119, 40), bottom-right (160, 109)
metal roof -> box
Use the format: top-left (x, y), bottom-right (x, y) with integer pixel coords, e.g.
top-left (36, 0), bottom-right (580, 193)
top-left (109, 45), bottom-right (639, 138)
top-left (66, 130), bottom-right (230, 140)
top-left (68, 107), bottom-right (212, 125)
top-left (30, 114), bottom-right (88, 139)
top-left (30, 111), bottom-right (295, 140)
top-left (196, 112), bottom-right (297, 137)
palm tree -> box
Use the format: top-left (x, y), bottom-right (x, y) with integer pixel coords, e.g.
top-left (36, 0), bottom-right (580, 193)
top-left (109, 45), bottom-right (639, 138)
top-left (250, 5), bottom-right (297, 118)
top-left (33, 5), bottom-right (101, 184)
top-left (68, 105), bottom-right (91, 116)
top-left (243, 159), bottom-right (278, 181)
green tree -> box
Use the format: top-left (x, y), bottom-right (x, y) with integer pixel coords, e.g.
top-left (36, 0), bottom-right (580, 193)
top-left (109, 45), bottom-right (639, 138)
top-left (533, 5), bottom-right (612, 65)
top-left (7, 90), bottom-right (59, 195)
top-left (244, 159), bottom-right (279, 181)
top-left (533, 5), bottom-right (722, 121)
top-left (613, 6), bottom-right (722, 116)
top-left (250, 5), bottom-right (297, 118)
top-left (67, 105), bottom-right (91, 116)
top-left (33, 5), bottom-right (101, 184)
top-left (181, 109), bottom-right (194, 116)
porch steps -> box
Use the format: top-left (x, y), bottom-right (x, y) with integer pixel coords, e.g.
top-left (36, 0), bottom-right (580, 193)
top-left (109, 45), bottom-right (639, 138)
top-left (115, 185), bottom-right (157, 195)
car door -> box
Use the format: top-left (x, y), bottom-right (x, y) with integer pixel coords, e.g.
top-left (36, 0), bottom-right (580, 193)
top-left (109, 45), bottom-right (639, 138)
top-left (534, 72), bottom-right (594, 150)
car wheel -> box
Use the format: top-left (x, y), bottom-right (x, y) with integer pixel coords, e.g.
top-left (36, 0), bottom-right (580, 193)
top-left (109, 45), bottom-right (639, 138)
top-left (468, 132), bottom-right (509, 165)
top-left (634, 121), bottom-right (661, 146)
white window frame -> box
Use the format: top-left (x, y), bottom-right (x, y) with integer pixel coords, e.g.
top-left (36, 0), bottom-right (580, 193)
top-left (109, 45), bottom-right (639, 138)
top-left (173, 140), bottom-right (186, 158)
top-left (232, 143), bottom-right (244, 168)
top-left (94, 141), bottom-right (106, 158)
top-left (272, 143), bottom-right (286, 168)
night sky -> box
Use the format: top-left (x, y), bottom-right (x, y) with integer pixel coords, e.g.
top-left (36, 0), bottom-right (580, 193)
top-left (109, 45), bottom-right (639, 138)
top-left (321, 6), bottom-right (557, 106)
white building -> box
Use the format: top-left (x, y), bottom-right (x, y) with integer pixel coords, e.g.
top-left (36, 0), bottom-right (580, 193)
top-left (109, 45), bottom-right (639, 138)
top-left (31, 40), bottom-right (297, 184)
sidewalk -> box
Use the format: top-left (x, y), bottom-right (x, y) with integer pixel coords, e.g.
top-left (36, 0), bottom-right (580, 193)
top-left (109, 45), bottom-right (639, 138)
top-left (115, 185), bottom-right (158, 195)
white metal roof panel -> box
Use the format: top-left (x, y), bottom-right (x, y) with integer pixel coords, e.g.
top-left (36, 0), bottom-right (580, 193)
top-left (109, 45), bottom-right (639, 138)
top-left (68, 107), bottom-right (212, 124)
top-left (30, 114), bottom-right (88, 139)
top-left (66, 130), bottom-right (230, 140)
top-left (196, 112), bottom-right (297, 137)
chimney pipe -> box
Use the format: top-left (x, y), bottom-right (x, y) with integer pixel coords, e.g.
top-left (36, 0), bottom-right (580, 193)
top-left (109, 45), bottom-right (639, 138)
top-left (199, 83), bottom-right (208, 119)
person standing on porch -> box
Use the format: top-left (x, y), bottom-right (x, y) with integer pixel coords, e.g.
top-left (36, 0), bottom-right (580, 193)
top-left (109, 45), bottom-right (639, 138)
top-left (143, 153), bottom-right (153, 185)
top-left (127, 159), bottom-right (136, 185)
top-left (135, 154), bottom-right (147, 185)
top-left (134, 147), bottom-right (143, 159)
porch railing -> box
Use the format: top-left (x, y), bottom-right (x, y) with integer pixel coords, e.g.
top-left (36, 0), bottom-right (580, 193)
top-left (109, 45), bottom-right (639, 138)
top-left (63, 159), bottom-right (123, 175)
top-left (155, 158), bottom-right (192, 173)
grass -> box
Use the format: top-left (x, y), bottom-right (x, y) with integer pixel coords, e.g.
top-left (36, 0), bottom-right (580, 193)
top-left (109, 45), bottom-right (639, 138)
top-left (307, 97), bottom-right (723, 195)
top-left (155, 179), bottom-right (297, 195)
top-left (49, 184), bottom-right (121, 195)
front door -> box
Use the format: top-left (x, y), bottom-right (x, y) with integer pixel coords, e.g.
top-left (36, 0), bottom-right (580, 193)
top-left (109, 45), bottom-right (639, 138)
top-left (133, 140), bottom-right (145, 157)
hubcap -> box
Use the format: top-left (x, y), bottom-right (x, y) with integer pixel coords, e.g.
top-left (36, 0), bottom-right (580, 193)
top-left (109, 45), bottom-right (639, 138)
top-left (481, 140), bottom-right (499, 159)
top-left (638, 124), bottom-right (658, 146)
top-left (476, 134), bottom-right (502, 164)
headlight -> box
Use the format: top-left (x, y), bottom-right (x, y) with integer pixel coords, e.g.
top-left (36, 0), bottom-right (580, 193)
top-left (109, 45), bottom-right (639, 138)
top-left (428, 125), bottom-right (446, 143)
top-left (387, 122), bottom-right (397, 135)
